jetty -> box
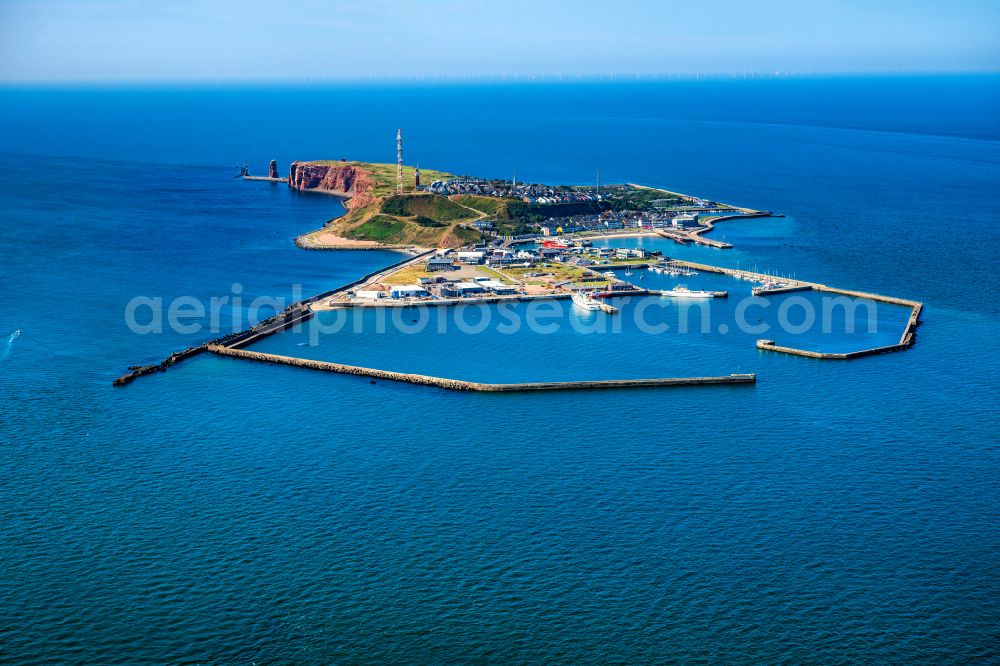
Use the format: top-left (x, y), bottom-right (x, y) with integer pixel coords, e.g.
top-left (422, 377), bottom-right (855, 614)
top-left (688, 212), bottom-right (776, 248)
top-left (657, 228), bottom-right (732, 249)
top-left (207, 345), bottom-right (756, 392)
top-left (243, 176), bottom-right (286, 183)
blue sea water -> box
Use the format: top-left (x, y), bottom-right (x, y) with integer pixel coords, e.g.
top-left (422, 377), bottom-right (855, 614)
top-left (1, 76), bottom-right (999, 663)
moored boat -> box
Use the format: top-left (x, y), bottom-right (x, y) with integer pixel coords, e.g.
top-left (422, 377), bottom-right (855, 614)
top-left (661, 285), bottom-right (714, 299)
top-left (572, 291), bottom-right (602, 311)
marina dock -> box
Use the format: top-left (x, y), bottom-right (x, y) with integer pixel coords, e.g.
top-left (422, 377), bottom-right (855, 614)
top-left (667, 259), bottom-right (923, 359)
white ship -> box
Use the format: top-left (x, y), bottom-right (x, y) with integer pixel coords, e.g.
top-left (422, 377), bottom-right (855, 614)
top-left (660, 285), bottom-right (714, 299)
top-left (752, 281), bottom-right (795, 296)
top-left (572, 291), bottom-right (603, 311)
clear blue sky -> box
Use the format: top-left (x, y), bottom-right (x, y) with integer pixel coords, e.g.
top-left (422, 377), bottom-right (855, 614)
top-left (2, 0), bottom-right (998, 82)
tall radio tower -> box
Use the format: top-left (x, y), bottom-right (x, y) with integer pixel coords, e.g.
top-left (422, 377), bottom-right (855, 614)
top-left (396, 128), bottom-right (403, 194)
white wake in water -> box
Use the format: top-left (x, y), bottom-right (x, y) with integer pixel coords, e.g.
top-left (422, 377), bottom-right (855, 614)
top-left (0, 330), bottom-right (21, 362)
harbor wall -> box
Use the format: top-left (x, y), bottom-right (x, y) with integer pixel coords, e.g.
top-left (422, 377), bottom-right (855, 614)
top-left (207, 345), bottom-right (756, 392)
top-left (114, 252), bottom-right (435, 385)
top-left (671, 259), bottom-right (923, 360)
top-left (756, 339), bottom-right (910, 360)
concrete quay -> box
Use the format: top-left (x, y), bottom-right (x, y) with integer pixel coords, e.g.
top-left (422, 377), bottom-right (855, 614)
top-left (207, 345), bottom-right (756, 392)
top-left (318, 289), bottom-right (650, 311)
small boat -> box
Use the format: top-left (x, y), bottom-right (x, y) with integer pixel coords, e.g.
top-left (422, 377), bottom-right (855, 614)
top-left (661, 285), bottom-right (714, 299)
top-left (752, 281), bottom-right (795, 296)
top-left (603, 270), bottom-right (616, 279)
top-left (572, 291), bottom-right (602, 311)
top-left (624, 268), bottom-right (633, 277)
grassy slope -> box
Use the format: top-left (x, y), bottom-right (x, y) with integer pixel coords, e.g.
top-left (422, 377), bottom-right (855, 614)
top-left (299, 161), bottom-right (489, 247)
top-left (336, 192), bottom-right (485, 247)
top-left (382, 194), bottom-right (472, 222)
top-left (449, 194), bottom-right (519, 217)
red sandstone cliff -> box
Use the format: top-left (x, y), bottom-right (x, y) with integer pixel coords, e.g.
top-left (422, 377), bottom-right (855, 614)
top-left (288, 162), bottom-right (377, 209)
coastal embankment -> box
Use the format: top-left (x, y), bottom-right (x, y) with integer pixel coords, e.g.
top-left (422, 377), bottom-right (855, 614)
top-left (627, 183), bottom-right (761, 215)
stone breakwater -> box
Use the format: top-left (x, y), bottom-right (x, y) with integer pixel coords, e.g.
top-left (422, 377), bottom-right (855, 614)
top-left (112, 345), bottom-right (207, 386)
top-left (207, 345), bottom-right (757, 392)
top-left (112, 303), bottom-right (314, 386)
top-left (113, 252), bottom-right (436, 386)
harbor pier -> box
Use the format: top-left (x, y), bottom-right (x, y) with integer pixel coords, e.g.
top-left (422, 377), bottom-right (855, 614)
top-left (667, 259), bottom-right (924, 359)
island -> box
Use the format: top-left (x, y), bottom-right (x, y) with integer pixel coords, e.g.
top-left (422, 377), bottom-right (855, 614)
top-left (112, 155), bottom-right (922, 389)
top-left (283, 159), bottom-right (768, 251)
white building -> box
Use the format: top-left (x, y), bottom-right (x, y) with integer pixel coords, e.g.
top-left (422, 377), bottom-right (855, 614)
top-left (457, 251), bottom-right (486, 264)
top-left (453, 282), bottom-right (486, 294)
top-left (390, 285), bottom-right (429, 299)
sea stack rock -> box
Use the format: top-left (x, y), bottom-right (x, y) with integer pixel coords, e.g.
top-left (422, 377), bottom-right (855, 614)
top-left (269, 160), bottom-right (278, 179)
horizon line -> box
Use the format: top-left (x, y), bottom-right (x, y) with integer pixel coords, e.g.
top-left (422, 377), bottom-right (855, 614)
top-left (2, 69), bottom-right (998, 88)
